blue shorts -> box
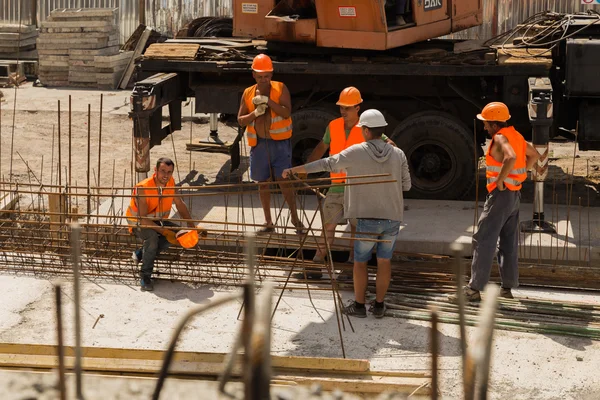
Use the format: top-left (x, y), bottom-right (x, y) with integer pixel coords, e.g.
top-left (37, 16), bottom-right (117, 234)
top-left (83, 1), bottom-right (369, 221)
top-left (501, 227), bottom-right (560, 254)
top-left (354, 219), bottom-right (401, 262)
top-left (250, 137), bottom-right (292, 182)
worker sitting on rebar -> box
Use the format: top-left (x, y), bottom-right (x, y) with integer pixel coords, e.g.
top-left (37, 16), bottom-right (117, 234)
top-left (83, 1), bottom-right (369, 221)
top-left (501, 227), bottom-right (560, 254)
top-left (126, 157), bottom-right (197, 292)
top-left (449, 102), bottom-right (540, 302)
top-left (237, 54), bottom-right (305, 235)
top-left (293, 87), bottom-right (396, 281)
top-left (283, 110), bottom-right (411, 318)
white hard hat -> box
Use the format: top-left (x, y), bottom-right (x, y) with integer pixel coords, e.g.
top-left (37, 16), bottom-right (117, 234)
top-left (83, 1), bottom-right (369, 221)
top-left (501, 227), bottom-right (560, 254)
top-left (356, 109), bottom-right (388, 128)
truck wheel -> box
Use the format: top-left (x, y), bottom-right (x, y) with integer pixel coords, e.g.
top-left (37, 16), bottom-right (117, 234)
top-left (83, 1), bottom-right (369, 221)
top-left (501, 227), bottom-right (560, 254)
top-left (391, 111), bottom-right (475, 200)
top-left (290, 108), bottom-right (337, 166)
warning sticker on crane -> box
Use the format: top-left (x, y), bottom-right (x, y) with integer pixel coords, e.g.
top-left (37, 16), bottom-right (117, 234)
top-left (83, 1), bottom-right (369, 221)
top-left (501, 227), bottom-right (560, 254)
top-left (241, 3), bottom-right (258, 14)
top-left (339, 6), bottom-right (357, 18)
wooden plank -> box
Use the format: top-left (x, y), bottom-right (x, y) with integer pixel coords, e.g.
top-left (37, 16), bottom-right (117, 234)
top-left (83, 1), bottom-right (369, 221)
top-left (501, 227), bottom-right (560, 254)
top-left (119, 27), bottom-right (152, 89)
top-left (69, 46), bottom-right (120, 56)
top-left (40, 21), bottom-right (113, 29)
top-left (144, 43), bottom-right (200, 60)
top-left (0, 31), bottom-right (38, 41)
top-left (37, 31), bottom-right (117, 40)
top-left (40, 26), bottom-right (116, 34)
top-left (0, 37), bottom-right (36, 47)
top-left (37, 40), bottom-right (110, 50)
top-left (38, 34), bottom-right (117, 45)
top-left (49, 8), bottom-right (118, 20)
top-left (0, 343), bottom-right (371, 373)
top-left (0, 24), bottom-right (36, 34)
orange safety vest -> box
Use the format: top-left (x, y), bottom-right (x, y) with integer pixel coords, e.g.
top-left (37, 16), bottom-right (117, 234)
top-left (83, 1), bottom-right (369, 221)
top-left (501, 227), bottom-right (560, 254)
top-left (486, 126), bottom-right (527, 192)
top-left (328, 117), bottom-right (365, 184)
top-left (125, 174), bottom-right (176, 232)
top-left (243, 81), bottom-right (292, 147)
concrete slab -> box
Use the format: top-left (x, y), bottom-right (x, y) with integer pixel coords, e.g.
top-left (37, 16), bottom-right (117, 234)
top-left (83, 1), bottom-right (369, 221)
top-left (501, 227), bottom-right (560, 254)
top-left (159, 191), bottom-right (600, 264)
top-left (0, 275), bottom-right (598, 399)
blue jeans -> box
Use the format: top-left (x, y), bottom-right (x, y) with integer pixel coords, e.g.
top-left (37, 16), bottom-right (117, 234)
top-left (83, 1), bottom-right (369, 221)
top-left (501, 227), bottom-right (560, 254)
top-left (134, 220), bottom-right (178, 279)
top-left (354, 219), bottom-right (401, 262)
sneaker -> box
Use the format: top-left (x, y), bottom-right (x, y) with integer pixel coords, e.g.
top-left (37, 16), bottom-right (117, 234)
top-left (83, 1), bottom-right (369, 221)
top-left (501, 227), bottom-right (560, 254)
top-left (500, 288), bottom-right (514, 299)
top-left (343, 301), bottom-right (367, 318)
top-left (292, 269), bottom-right (323, 280)
top-left (448, 286), bottom-right (481, 303)
top-left (371, 302), bottom-right (387, 319)
top-left (132, 249), bottom-right (142, 264)
top-left (140, 276), bottom-right (154, 292)
top-left (293, 221), bottom-right (306, 235)
top-left (396, 15), bottom-right (407, 26)
top-left (257, 224), bottom-right (275, 234)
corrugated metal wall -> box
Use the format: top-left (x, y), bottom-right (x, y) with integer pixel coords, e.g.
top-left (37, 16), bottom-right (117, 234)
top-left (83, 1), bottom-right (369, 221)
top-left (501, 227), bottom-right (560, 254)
top-left (448, 0), bottom-right (600, 39)
top-left (3, 0), bottom-right (599, 43)
top-left (0, 0), bottom-right (232, 43)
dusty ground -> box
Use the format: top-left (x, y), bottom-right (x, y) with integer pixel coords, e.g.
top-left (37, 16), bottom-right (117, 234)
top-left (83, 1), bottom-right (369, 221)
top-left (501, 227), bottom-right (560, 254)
top-left (1, 85), bottom-right (600, 399)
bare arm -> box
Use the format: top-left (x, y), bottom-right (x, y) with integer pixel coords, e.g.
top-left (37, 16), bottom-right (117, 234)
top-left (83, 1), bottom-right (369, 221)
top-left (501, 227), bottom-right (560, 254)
top-left (174, 196), bottom-right (195, 228)
top-left (525, 142), bottom-right (540, 171)
top-left (237, 94), bottom-right (259, 127)
top-left (267, 84), bottom-right (292, 119)
top-left (494, 135), bottom-right (517, 190)
top-left (307, 141), bottom-right (329, 163)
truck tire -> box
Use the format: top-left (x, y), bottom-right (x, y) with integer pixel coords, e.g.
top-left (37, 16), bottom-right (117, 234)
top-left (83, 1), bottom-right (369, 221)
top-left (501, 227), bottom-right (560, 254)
top-left (391, 111), bottom-right (475, 200)
top-left (290, 108), bottom-right (337, 166)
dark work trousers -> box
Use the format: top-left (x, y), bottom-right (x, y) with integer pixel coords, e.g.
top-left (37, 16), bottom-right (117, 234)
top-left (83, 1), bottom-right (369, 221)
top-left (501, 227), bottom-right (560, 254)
top-left (396, 0), bottom-right (408, 14)
top-left (134, 220), bottom-right (179, 279)
top-left (469, 189), bottom-right (521, 291)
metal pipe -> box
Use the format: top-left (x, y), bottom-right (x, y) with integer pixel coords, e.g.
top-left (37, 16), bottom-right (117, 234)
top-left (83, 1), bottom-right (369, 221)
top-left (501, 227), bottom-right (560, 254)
top-left (54, 284), bottom-right (67, 400)
top-left (70, 223), bottom-right (84, 400)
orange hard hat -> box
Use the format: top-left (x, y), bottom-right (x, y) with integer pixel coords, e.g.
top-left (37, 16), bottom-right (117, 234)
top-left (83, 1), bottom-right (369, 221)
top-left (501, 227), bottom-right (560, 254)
top-left (477, 102), bottom-right (511, 122)
top-left (176, 230), bottom-right (199, 249)
top-left (251, 54), bottom-right (273, 72)
top-left (336, 86), bottom-right (363, 107)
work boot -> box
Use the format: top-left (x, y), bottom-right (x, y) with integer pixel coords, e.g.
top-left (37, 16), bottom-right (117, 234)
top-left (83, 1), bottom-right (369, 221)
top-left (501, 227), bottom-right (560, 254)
top-left (343, 300), bottom-right (367, 318)
top-left (396, 15), bottom-right (407, 26)
top-left (500, 288), bottom-right (514, 299)
top-left (140, 276), bottom-right (154, 292)
top-left (448, 286), bottom-right (481, 303)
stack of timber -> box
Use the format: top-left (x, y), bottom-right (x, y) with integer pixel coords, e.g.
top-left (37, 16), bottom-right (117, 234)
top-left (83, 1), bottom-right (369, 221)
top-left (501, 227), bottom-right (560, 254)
top-left (0, 24), bottom-right (38, 57)
top-left (95, 51), bottom-right (132, 89)
top-left (38, 8), bottom-right (121, 88)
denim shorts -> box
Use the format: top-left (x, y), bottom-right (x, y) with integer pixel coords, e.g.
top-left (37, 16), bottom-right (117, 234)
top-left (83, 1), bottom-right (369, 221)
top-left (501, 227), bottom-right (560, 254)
top-left (354, 219), bottom-right (401, 262)
top-left (250, 137), bottom-right (292, 182)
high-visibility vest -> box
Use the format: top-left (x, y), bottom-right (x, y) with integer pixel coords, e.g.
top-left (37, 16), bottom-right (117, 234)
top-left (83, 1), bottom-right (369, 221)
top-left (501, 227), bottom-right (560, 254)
top-left (486, 126), bottom-right (527, 192)
top-left (328, 117), bottom-right (365, 184)
top-left (125, 174), bottom-right (175, 232)
top-left (243, 81), bottom-right (292, 147)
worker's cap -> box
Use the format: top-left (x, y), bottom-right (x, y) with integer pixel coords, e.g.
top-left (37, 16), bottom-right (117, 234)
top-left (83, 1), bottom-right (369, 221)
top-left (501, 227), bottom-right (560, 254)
top-left (251, 54), bottom-right (274, 73)
top-left (357, 109), bottom-right (388, 128)
top-left (176, 230), bottom-right (199, 249)
top-left (477, 102), bottom-right (511, 122)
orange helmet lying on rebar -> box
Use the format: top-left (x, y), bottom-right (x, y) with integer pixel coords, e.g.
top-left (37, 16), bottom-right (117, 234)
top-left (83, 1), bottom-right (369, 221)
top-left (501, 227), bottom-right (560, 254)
top-left (477, 102), bottom-right (511, 122)
top-left (336, 86), bottom-right (363, 107)
top-left (251, 54), bottom-right (273, 72)
top-left (176, 230), bottom-right (199, 249)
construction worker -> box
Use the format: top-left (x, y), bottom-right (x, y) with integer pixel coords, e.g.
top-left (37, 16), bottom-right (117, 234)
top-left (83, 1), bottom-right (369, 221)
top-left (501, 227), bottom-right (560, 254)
top-left (127, 157), bottom-right (197, 292)
top-left (294, 87), bottom-right (395, 280)
top-left (283, 109), bottom-right (411, 318)
top-left (237, 54), bottom-right (304, 234)
top-left (449, 102), bottom-right (540, 302)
